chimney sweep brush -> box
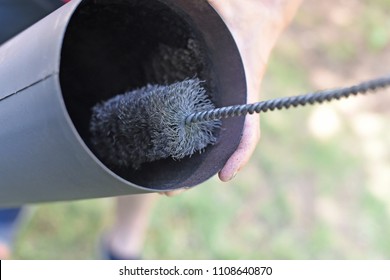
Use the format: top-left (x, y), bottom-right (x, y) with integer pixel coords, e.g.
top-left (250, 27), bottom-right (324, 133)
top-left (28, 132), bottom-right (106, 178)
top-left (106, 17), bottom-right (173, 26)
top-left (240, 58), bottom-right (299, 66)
top-left (90, 75), bottom-right (390, 169)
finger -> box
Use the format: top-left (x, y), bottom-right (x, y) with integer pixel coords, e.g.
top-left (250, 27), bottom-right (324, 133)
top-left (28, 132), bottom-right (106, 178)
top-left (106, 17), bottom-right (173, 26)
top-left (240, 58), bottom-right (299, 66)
top-left (161, 189), bottom-right (188, 197)
top-left (218, 113), bottom-right (260, 182)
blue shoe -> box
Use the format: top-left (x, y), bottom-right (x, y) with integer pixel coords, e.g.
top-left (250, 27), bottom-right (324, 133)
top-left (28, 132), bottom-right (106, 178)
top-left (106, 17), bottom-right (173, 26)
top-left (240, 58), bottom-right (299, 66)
top-left (0, 207), bottom-right (23, 251)
top-left (99, 235), bottom-right (141, 260)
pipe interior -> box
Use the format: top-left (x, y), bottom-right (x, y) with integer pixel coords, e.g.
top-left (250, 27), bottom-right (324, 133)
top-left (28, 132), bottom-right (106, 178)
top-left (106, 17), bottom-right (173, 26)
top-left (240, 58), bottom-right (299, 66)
top-left (59, 0), bottom-right (218, 189)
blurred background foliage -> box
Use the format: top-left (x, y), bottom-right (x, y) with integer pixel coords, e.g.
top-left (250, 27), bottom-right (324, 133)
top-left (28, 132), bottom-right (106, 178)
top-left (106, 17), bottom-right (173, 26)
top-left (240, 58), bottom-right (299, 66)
top-left (14, 0), bottom-right (390, 259)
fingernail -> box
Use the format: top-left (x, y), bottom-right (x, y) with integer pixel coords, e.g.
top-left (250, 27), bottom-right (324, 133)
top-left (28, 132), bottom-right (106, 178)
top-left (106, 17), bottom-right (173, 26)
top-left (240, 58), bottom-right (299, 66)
top-left (229, 171), bottom-right (238, 181)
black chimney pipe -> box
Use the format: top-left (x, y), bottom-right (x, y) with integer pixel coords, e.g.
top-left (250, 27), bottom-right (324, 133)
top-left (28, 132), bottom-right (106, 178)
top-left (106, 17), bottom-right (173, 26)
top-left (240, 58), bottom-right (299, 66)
top-left (0, 0), bottom-right (246, 206)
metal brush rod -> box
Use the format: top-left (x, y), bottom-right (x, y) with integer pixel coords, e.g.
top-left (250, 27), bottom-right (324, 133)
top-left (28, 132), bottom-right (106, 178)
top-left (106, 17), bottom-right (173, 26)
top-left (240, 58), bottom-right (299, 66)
top-left (185, 75), bottom-right (390, 125)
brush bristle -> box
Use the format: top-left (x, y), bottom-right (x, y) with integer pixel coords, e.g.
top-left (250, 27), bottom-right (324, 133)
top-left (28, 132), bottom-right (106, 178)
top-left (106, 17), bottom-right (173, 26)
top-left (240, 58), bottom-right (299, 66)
top-left (90, 78), bottom-right (220, 169)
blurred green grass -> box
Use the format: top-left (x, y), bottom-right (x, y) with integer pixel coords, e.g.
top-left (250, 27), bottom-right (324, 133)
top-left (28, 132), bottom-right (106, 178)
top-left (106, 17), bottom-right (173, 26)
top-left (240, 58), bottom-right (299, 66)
top-left (13, 0), bottom-right (390, 259)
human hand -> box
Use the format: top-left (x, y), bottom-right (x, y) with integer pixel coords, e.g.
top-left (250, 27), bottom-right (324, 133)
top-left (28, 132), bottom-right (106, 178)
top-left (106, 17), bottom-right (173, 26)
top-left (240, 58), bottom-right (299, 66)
top-left (207, 0), bottom-right (303, 181)
top-left (163, 0), bottom-right (302, 196)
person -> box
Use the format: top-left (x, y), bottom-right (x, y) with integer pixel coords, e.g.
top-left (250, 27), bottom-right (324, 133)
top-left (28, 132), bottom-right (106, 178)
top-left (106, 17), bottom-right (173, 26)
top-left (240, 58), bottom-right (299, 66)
top-left (0, 0), bottom-right (302, 259)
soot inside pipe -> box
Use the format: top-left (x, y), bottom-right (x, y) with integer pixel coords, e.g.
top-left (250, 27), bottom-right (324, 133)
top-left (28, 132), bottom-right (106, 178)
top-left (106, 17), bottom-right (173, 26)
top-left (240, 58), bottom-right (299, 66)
top-left (59, 0), bottom-right (219, 189)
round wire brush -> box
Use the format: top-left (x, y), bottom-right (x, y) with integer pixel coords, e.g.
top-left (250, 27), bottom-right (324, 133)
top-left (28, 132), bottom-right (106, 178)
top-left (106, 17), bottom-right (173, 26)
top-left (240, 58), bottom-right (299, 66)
top-left (90, 75), bottom-right (390, 169)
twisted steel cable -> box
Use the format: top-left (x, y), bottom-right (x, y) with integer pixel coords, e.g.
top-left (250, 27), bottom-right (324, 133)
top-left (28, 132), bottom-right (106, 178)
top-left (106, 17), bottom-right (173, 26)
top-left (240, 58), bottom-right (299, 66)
top-left (185, 74), bottom-right (390, 125)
